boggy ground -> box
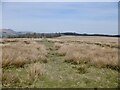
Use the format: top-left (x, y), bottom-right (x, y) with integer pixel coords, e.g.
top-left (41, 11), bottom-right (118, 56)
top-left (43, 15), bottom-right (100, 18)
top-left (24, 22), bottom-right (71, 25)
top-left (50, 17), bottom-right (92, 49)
top-left (1, 36), bottom-right (119, 88)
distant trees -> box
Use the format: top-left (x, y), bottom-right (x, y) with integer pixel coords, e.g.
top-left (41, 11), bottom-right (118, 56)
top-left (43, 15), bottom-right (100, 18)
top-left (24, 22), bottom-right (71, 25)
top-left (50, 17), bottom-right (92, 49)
top-left (7, 32), bottom-right (61, 38)
top-left (3, 32), bottom-right (120, 38)
top-left (61, 32), bottom-right (120, 37)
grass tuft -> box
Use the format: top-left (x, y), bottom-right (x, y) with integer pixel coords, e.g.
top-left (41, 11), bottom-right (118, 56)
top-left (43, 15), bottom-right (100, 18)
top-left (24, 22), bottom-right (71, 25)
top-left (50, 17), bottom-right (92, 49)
top-left (2, 72), bottom-right (20, 87)
top-left (26, 63), bottom-right (45, 85)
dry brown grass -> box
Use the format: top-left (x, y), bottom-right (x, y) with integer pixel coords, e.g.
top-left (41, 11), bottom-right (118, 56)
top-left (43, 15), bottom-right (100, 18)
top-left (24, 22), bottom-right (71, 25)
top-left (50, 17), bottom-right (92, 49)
top-left (58, 44), bottom-right (118, 69)
top-left (2, 72), bottom-right (20, 86)
top-left (26, 63), bottom-right (45, 84)
top-left (54, 42), bottom-right (63, 50)
top-left (2, 42), bottom-right (48, 68)
top-left (56, 36), bottom-right (118, 43)
top-left (0, 69), bottom-right (2, 85)
top-left (50, 36), bottom-right (118, 48)
top-left (2, 63), bottom-right (46, 86)
top-left (2, 39), bottom-right (18, 43)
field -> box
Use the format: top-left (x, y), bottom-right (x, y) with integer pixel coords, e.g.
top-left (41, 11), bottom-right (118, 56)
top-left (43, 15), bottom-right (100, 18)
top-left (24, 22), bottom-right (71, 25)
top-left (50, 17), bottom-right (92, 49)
top-left (0, 36), bottom-right (119, 88)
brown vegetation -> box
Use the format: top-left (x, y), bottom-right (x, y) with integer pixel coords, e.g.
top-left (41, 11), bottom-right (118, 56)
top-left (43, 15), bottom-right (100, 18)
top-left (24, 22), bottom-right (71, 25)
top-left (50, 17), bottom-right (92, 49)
top-left (58, 44), bottom-right (118, 69)
top-left (2, 42), bottom-right (48, 68)
top-left (54, 42), bottom-right (63, 50)
top-left (26, 63), bottom-right (45, 84)
top-left (2, 72), bottom-right (20, 86)
top-left (1, 37), bottom-right (119, 88)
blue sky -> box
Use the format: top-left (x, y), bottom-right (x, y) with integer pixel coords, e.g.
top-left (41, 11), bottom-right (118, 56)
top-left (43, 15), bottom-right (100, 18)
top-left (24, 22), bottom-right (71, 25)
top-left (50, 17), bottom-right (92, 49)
top-left (0, 3), bottom-right (2, 29)
top-left (2, 2), bottom-right (118, 34)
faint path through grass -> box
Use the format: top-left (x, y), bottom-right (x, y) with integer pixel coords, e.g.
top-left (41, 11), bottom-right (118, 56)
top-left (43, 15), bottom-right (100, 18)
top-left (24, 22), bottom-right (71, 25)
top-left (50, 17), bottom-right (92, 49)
top-left (36, 39), bottom-right (118, 88)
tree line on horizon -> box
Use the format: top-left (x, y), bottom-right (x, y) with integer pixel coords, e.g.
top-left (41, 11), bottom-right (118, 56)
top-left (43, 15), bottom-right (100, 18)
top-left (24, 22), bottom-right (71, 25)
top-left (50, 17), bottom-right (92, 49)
top-left (2, 32), bottom-right (120, 38)
top-left (7, 32), bottom-right (62, 38)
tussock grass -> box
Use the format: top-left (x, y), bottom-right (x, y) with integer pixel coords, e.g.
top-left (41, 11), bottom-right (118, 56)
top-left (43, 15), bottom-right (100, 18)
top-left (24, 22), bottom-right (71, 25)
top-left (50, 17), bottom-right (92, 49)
top-left (2, 42), bottom-right (48, 68)
top-left (1, 39), bottom-right (18, 44)
top-left (0, 69), bottom-right (2, 84)
top-left (57, 44), bottom-right (72, 56)
top-left (26, 63), bottom-right (45, 84)
top-left (54, 42), bottom-right (63, 50)
top-left (2, 72), bottom-right (20, 86)
top-left (58, 44), bottom-right (118, 69)
top-left (1, 37), bottom-right (118, 88)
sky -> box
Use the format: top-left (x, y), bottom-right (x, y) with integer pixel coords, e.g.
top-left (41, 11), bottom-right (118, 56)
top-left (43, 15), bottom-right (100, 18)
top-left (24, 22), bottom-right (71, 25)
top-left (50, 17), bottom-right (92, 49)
top-left (2, 2), bottom-right (118, 34)
top-left (1, 0), bottom-right (119, 2)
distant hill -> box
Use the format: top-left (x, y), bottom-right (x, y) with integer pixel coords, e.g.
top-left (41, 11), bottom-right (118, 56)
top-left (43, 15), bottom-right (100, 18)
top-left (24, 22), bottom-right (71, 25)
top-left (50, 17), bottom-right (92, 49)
top-left (0, 29), bottom-right (33, 37)
top-left (0, 29), bottom-right (18, 37)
